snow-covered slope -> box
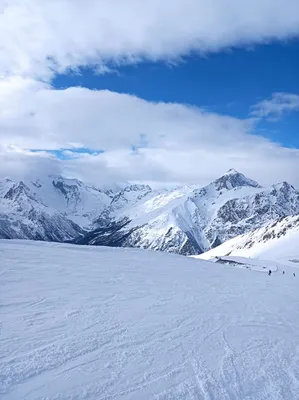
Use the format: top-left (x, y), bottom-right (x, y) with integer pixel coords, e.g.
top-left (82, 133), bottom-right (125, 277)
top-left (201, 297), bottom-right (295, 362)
top-left (198, 214), bottom-right (299, 262)
top-left (0, 173), bottom-right (155, 238)
top-left (2, 240), bottom-right (299, 399)
top-left (96, 183), bottom-right (153, 224)
top-left (76, 169), bottom-right (299, 255)
top-left (0, 174), bottom-right (153, 241)
top-left (27, 175), bottom-right (113, 227)
top-left (0, 179), bottom-right (83, 241)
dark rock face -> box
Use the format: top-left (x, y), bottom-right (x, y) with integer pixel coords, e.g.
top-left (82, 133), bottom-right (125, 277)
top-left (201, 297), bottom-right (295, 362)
top-left (73, 218), bottom-right (132, 247)
top-left (213, 170), bottom-right (260, 191)
top-left (211, 236), bottom-right (222, 249)
top-left (52, 179), bottom-right (81, 205)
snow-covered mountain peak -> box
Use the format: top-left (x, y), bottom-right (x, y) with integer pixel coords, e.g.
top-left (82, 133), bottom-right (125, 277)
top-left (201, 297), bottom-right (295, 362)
top-left (25, 175), bottom-right (115, 227)
top-left (212, 169), bottom-right (261, 191)
top-left (225, 168), bottom-right (239, 174)
top-left (3, 181), bottom-right (41, 204)
top-left (0, 177), bottom-right (84, 241)
top-left (123, 183), bottom-right (152, 193)
top-left (78, 170), bottom-right (299, 256)
top-left (108, 183), bottom-right (152, 213)
top-left (271, 181), bottom-right (297, 193)
top-left (51, 176), bottom-right (81, 205)
top-left (266, 182), bottom-right (299, 214)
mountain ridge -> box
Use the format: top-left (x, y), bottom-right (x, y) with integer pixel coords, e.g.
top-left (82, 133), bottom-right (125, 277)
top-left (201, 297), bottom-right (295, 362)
top-left (1, 169), bottom-right (299, 254)
top-left (197, 214), bottom-right (299, 261)
top-left (0, 179), bottom-right (85, 241)
top-left (74, 169), bottom-right (299, 255)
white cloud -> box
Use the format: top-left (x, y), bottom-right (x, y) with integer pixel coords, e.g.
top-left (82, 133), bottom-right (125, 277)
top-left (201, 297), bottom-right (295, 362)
top-left (0, 145), bottom-right (61, 181)
top-left (251, 92), bottom-right (299, 120)
top-left (1, 78), bottom-right (299, 187)
top-left (0, 0), bottom-right (299, 80)
top-left (0, 77), bottom-right (254, 151)
top-left (1, 0), bottom-right (299, 188)
top-left (60, 146), bottom-right (299, 188)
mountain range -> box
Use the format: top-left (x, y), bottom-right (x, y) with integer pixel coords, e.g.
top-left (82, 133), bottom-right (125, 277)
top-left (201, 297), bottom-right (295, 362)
top-left (1, 169), bottom-right (299, 255)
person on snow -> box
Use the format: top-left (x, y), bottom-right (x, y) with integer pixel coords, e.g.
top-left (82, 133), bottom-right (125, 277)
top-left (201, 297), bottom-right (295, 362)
top-left (283, 271), bottom-right (285, 274)
top-left (294, 273), bottom-right (296, 277)
top-left (268, 270), bottom-right (272, 276)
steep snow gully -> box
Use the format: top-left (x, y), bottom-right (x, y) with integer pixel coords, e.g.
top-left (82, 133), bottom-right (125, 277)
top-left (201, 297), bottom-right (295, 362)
top-left (2, 240), bottom-right (299, 399)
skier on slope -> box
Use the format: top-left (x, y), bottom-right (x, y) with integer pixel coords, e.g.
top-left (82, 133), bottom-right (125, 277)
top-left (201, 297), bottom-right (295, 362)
top-left (268, 270), bottom-right (272, 276)
top-left (294, 273), bottom-right (296, 277)
top-left (283, 271), bottom-right (285, 274)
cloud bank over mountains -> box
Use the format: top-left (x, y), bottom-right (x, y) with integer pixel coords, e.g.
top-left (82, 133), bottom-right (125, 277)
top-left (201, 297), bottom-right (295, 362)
top-left (1, 0), bottom-right (299, 186)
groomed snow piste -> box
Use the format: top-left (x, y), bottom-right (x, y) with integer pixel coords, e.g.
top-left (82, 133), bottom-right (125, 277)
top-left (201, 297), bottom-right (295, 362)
top-left (1, 240), bottom-right (299, 399)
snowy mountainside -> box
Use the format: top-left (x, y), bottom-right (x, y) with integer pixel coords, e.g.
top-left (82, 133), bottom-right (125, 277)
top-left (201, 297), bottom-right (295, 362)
top-left (197, 214), bottom-right (299, 262)
top-left (76, 169), bottom-right (299, 255)
top-left (0, 179), bottom-right (83, 241)
top-left (27, 175), bottom-right (153, 228)
top-left (74, 185), bottom-right (204, 254)
top-left (2, 239), bottom-right (299, 399)
top-left (2, 169), bottom-right (299, 254)
top-left (27, 175), bottom-right (113, 227)
top-left (0, 175), bottom-right (152, 241)
top-left (95, 183), bottom-right (153, 224)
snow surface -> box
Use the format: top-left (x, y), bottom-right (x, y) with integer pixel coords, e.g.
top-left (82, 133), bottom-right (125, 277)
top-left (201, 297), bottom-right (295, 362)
top-left (2, 240), bottom-right (299, 399)
top-left (197, 256), bottom-right (280, 273)
top-left (197, 215), bottom-right (299, 265)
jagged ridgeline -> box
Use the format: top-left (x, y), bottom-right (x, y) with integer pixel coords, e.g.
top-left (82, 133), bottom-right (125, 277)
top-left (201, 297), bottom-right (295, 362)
top-left (1, 170), bottom-right (299, 255)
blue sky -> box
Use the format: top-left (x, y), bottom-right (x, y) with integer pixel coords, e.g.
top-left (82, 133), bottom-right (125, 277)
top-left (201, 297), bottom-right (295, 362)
top-left (1, 0), bottom-right (299, 186)
top-left (53, 41), bottom-right (299, 148)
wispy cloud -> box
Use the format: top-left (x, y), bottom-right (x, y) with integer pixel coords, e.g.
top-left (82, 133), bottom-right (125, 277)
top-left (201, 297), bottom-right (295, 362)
top-left (251, 92), bottom-right (299, 120)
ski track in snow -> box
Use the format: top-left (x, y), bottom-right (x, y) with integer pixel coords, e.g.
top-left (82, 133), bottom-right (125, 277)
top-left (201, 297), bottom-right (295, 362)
top-left (1, 240), bottom-right (299, 399)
